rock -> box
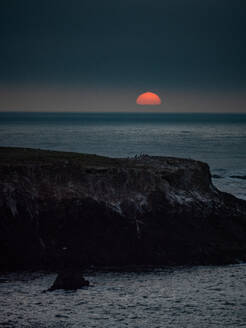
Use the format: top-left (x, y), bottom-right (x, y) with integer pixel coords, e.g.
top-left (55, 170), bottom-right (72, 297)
top-left (48, 270), bottom-right (89, 291)
top-left (0, 147), bottom-right (246, 270)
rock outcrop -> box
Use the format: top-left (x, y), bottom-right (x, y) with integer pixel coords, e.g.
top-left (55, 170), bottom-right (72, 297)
top-left (48, 270), bottom-right (89, 291)
top-left (0, 147), bottom-right (246, 270)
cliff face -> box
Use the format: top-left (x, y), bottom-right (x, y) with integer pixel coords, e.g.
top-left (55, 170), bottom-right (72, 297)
top-left (0, 147), bottom-right (246, 270)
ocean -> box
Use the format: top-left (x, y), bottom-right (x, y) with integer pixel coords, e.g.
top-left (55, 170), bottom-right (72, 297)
top-left (1, 265), bottom-right (246, 327)
top-left (0, 112), bottom-right (246, 328)
top-left (0, 112), bottom-right (245, 199)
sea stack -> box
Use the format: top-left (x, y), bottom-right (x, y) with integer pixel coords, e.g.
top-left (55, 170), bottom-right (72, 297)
top-left (48, 270), bottom-right (89, 291)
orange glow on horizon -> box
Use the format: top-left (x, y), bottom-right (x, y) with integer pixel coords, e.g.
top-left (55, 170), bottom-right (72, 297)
top-left (136, 92), bottom-right (162, 105)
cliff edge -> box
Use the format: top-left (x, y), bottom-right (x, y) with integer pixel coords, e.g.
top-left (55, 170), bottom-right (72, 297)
top-left (0, 147), bottom-right (246, 270)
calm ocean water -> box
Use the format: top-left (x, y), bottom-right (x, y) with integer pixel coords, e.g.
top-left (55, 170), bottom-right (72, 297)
top-left (0, 112), bottom-right (246, 327)
top-left (0, 112), bottom-right (246, 199)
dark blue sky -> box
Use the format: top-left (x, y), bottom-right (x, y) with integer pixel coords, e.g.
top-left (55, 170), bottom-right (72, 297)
top-left (1, 0), bottom-right (246, 89)
top-left (0, 0), bottom-right (246, 111)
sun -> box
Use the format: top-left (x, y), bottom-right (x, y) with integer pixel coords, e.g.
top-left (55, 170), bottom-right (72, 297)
top-left (136, 92), bottom-right (162, 105)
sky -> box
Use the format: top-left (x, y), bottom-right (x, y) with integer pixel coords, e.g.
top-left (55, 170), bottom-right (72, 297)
top-left (0, 0), bottom-right (246, 112)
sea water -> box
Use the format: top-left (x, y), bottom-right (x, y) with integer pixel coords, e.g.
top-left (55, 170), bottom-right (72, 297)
top-left (0, 112), bottom-right (246, 328)
top-left (1, 265), bottom-right (246, 327)
top-left (0, 112), bottom-right (245, 199)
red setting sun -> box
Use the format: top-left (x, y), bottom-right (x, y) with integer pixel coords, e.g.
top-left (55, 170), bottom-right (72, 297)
top-left (136, 92), bottom-right (162, 105)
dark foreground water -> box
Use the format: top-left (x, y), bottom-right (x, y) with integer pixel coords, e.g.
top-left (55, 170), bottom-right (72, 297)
top-left (1, 265), bottom-right (246, 328)
top-left (0, 112), bottom-right (246, 199)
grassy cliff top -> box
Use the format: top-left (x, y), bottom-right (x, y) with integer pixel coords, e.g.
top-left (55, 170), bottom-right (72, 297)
top-left (0, 147), bottom-right (204, 171)
top-left (0, 147), bottom-right (121, 167)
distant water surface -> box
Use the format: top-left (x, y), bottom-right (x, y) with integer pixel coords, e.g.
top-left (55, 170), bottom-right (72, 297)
top-left (1, 265), bottom-right (246, 328)
top-left (0, 112), bottom-right (245, 199)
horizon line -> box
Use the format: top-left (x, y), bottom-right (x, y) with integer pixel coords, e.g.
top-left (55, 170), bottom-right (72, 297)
top-left (0, 111), bottom-right (246, 115)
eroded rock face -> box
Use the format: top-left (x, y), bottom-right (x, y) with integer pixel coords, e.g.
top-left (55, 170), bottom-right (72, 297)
top-left (48, 270), bottom-right (89, 291)
top-left (0, 147), bottom-right (246, 270)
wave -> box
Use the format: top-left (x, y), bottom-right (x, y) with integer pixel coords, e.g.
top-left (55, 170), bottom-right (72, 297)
top-left (230, 175), bottom-right (246, 180)
top-left (212, 174), bottom-right (223, 179)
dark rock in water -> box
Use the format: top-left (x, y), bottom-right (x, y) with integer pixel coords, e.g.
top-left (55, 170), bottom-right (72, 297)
top-left (48, 270), bottom-right (89, 291)
top-left (0, 147), bottom-right (246, 270)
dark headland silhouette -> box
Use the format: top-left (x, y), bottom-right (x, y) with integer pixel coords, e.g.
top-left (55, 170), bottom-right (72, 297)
top-left (0, 147), bottom-right (246, 273)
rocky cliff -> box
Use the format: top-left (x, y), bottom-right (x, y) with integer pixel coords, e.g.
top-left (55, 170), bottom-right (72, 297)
top-left (0, 147), bottom-right (246, 270)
